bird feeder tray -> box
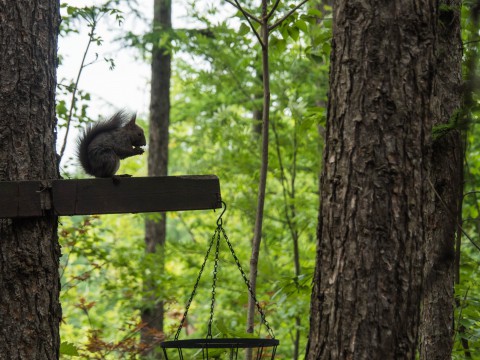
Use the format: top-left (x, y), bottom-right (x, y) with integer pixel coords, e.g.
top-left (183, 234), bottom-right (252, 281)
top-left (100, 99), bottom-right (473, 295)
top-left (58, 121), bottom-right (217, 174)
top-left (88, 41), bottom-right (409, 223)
top-left (161, 338), bottom-right (279, 359)
top-left (161, 338), bottom-right (279, 349)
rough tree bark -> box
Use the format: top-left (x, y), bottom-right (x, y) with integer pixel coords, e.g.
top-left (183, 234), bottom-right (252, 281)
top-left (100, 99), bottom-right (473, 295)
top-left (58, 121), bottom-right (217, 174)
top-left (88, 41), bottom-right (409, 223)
top-left (141, 0), bottom-right (171, 354)
top-left (419, 1), bottom-right (463, 359)
top-left (0, 1), bottom-right (61, 359)
top-left (306, 1), bottom-right (438, 358)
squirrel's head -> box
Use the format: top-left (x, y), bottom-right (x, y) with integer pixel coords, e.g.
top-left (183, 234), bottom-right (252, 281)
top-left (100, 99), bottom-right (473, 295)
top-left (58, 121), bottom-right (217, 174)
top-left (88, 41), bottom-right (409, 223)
top-left (126, 114), bottom-right (147, 147)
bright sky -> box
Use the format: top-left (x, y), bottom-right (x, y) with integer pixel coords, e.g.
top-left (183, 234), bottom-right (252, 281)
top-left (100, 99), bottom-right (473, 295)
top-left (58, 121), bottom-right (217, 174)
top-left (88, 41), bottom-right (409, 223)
top-left (58, 0), bottom-right (231, 118)
top-left (58, 0), bottom-right (152, 118)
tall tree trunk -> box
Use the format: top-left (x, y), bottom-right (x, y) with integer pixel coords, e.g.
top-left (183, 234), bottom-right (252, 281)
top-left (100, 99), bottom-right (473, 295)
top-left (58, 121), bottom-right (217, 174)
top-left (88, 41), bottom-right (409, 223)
top-left (419, 1), bottom-right (463, 359)
top-left (141, 0), bottom-right (171, 354)
top-left (247, 1), bottom-right (270, 338)
top-left (306, 1), bottom-right (438, 358)
top-left (0, 1), bottom-right (61, 359)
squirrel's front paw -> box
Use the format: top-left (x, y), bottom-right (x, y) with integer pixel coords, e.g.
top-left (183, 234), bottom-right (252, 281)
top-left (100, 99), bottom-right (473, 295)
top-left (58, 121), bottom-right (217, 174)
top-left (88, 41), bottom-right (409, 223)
top-left (134, 147), bottom-right (144, 154)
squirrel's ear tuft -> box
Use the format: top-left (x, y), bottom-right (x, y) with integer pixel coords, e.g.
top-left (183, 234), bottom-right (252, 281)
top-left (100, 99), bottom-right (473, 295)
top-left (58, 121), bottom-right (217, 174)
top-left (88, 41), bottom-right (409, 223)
top-left (126, 113), bottom-right (137, 127)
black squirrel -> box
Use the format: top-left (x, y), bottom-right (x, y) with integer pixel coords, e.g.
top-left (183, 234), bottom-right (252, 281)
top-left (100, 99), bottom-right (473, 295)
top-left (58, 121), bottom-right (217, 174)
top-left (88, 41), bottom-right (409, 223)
top-left (77, 111), bottom-right (146, 178)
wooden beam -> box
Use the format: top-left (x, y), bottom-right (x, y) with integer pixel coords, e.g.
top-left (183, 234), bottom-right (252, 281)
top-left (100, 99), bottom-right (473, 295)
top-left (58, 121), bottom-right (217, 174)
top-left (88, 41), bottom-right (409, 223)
top-left (0, 180), bottom-right (46, 217)
top-left (0, 175), bottom-right (221, 218)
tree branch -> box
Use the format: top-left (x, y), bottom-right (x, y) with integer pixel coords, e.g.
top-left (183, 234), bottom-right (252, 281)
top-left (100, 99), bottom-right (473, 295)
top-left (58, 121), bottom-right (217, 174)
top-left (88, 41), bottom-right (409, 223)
top-left (224, 0), bottom-right (262, 23)
top-left (58, 22), bottom-right (97, 162)
top-left (266, 0), bottom-right (281, 20)
top-left (269, 0), bottom-right (310, 31)
top-left (229, 0), bottom-right (264, 47)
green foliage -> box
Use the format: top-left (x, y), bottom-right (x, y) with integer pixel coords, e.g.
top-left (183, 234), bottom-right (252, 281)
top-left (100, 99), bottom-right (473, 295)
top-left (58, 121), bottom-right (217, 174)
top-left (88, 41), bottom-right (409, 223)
top-left (60, 341), bottom-right (80, 357)
top-left (456, 123), bottom-right (480, 358)
top-left (453, 251), bottom-right (480, 358)
top-left (59, 215), bottom-right (150, 358)
top-left (452, 4), bottom-right (480, 358)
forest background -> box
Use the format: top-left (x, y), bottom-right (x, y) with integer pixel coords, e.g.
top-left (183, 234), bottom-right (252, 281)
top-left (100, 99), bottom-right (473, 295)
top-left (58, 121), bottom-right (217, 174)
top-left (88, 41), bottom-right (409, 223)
top-left (56, 0), bottom-right (480, 359)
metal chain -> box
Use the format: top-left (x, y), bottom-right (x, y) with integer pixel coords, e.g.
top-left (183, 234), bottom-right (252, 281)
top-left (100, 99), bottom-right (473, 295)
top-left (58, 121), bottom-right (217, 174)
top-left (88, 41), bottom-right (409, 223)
top-left (174, 201), bottom-right (275, 340)
top-left (207, 227), bottom-right (221, 338)
top-left (174, 227), bottom-right (218, 340)
top-left (220, 226), bottom-right (276, 339)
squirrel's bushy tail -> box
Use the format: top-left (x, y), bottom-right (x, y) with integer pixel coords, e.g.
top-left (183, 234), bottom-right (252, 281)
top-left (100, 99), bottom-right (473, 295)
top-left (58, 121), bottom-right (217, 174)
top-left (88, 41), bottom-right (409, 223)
top-left (76, 112), bottom-right (128, 176)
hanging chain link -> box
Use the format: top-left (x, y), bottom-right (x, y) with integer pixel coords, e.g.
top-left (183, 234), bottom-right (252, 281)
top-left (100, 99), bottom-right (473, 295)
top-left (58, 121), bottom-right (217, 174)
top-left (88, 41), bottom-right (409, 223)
top-left (220, 226), bottom-right (276, 339)
top-left (174, 227), bottom-right (218, 340)
top-left (207, 229), bottom-right (221, 338)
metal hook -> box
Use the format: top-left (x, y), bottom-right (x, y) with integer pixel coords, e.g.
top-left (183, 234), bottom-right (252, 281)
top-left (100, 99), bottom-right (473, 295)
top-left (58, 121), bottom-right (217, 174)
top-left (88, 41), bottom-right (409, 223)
top-left (215, 201), bottom-right (227, 226)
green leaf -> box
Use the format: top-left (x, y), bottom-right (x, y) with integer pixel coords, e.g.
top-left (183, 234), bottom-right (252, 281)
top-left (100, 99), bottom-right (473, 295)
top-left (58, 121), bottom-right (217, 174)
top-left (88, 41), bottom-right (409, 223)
top-left (311, 28), bottom-right (331, 46)
top-left (60, 342), bottom-right (79, 356)
top-left (307, 8), bottom-right (323, 17)
top-left (238, 23), bottom-right (250, 36)
top-left (56, 100), bottom-right (68, 117)
top-left (300, 14), bottom-right (318, 25)
top-left (270, 36), bottom-right (287, 52)
top-left (288, 26), bottom-right (300, 41)
top-left (215, 318), bottom-right (230, 336)
top-left (306, 106), bottom-right (325, 114)
top-left (300, 116), bottom-right (315, 132)
top-left (279, 25), bottom-right (289, 40)
top-left (295, 20), bottom-right (308, 33)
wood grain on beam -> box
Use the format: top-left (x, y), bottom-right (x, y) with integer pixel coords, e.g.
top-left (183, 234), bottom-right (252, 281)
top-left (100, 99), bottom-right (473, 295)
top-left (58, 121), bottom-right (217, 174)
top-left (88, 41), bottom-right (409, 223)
top-left (0, 175), bottom-right (221, 218)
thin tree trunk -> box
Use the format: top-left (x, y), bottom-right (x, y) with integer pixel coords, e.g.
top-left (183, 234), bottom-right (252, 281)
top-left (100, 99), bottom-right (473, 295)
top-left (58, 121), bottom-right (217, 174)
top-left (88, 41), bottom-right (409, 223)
top-left (141, 0), bottom-right (171, 354)
top-left (247, 2), bottom-right (270, 339)
top-left (419, 1), bottom-right (463, 359)
top-left (0, 1), bottom-right (61, 359)
top-left (306, 1), bottom-right (437, 358)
